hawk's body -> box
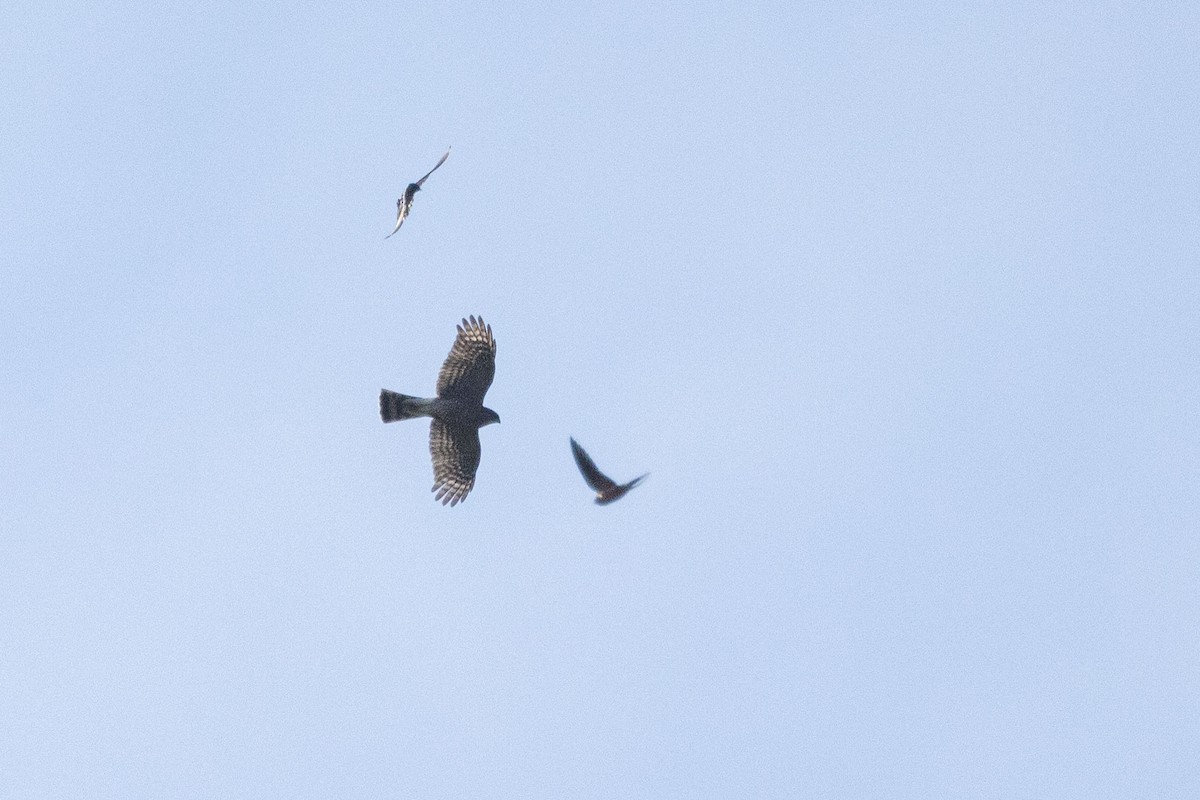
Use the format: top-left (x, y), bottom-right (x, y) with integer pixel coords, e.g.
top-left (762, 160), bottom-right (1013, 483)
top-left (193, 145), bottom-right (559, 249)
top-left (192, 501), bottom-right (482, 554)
top-left (386, 149), bottom-right (450, 238)
top-left (381, 316), bottom-right (499, 506)
top-left (569, 438), bottom-right (647, 505)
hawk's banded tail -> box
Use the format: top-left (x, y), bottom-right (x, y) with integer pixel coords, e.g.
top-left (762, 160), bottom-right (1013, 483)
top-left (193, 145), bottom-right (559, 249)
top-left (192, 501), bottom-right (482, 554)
top-left (380, 390), bottom-right (434, 423)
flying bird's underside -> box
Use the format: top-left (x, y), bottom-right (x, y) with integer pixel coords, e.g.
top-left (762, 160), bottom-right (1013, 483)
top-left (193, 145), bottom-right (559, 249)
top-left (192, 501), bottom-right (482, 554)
top-left (380, 315), bottom-right (499, 506)
top-left (569, 437), bottom-right (647, 505)
top-left (386, 148), bottom-right (451, 238)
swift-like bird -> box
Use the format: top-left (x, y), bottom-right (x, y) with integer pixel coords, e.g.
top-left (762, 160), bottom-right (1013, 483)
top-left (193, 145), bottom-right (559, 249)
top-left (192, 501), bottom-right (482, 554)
top-left (569, 438), bottom-right (647, 506)
top-left (386, 148), bottom-right (450, 238)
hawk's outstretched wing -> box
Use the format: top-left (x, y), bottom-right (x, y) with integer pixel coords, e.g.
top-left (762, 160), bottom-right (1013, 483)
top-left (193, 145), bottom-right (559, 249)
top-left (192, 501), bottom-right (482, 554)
top-left (436, 316), bottom-right (496, 406)
top-left (430, 419), bottom-right (481, 506)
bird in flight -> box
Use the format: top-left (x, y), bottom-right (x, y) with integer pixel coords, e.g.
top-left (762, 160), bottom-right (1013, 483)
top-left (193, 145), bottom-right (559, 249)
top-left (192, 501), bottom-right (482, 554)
top-left (569, 438), bottom-right (647, 505)
top-left (386, 148), bottom-right (450, 238)
top-left (380, 316), bottom-right (499, 506)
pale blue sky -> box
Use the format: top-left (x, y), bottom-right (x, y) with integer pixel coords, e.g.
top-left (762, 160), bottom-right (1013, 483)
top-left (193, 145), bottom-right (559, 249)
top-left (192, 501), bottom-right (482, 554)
top-left (2, 2), bottom-right (1198, 797)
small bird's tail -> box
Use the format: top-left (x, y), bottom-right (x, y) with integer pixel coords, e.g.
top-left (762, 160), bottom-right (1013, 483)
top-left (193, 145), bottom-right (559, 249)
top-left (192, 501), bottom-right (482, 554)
top-left (380, 390), bottom-right (434, 422)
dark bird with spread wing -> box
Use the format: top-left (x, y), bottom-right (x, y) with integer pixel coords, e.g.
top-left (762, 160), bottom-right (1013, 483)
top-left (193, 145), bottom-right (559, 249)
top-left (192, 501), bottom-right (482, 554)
top-left (569, 438), bottom-right (647, 505)
top-left (380, 316), bottom-right (499, 506)
top-left (386, 148), bottom-right (450, 238)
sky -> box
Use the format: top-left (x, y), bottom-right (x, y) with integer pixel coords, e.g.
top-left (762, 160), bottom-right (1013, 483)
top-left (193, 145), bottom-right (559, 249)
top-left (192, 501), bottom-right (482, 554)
top-left (2, 1), bottom-right (1198, 797)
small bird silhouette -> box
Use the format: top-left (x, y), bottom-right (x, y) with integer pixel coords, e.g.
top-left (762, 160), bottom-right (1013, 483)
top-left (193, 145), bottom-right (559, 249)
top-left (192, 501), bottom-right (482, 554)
top-left (569, 437), bottom-right (647, 505)
top-left (386, 148), bottom-right (450, 238)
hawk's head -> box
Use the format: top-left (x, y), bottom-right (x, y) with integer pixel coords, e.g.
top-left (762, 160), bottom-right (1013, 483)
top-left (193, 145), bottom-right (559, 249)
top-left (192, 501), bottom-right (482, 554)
top-left (480, 407), bottom-right (501, 427)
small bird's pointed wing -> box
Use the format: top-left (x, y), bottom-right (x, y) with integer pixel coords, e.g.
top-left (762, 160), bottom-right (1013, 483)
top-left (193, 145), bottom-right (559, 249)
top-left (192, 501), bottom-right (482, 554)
top-left (570, 438), bottom-right (618, 493)
top-left (385, 199), bottom-right (406, 238)
top-left (623, 474), bottom-right (649, 492)
top-left (414, 148), bottom-right (450, 188)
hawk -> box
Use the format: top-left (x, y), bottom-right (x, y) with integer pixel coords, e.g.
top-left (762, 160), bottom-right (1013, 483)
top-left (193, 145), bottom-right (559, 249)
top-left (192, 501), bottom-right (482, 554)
top-left (569, 438), bottom-right (647, 505)
top-left (386, 148), bottom-right (450, 238)
top-left (380, 316), bottom-right (499, 506)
